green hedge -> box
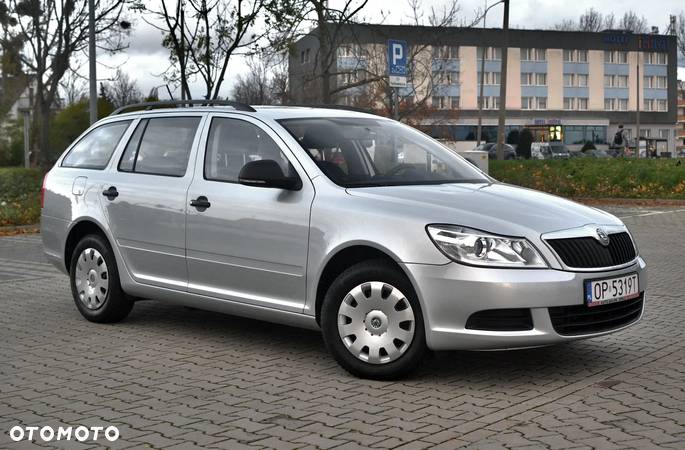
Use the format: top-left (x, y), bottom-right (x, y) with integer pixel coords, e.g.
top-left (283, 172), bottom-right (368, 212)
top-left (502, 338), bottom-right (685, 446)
top-left (0, 167), bottom-right (43, 226)
top-left (490, 159), bottom-right (685, 199)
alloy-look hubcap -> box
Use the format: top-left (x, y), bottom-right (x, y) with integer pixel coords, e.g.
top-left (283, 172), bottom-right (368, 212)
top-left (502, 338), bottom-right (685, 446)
top-left (74, 248), bottom-right (109, 310)
top-left (337, 281), bottom-right (415, 365)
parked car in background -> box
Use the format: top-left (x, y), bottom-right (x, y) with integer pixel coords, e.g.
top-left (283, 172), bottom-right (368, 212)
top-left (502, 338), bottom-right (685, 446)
top-left (474, 142), bottom-right (517, 160)
top-left (580, 148), bottom-right (611, 158)
top-left (531, 142), bottom-right (550, 159)
top-left (41, 101), bottom-right (647, 379)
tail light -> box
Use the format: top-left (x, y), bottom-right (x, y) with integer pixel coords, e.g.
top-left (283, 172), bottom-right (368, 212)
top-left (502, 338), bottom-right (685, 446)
top-left (40, 172), bottom-right (48, 209)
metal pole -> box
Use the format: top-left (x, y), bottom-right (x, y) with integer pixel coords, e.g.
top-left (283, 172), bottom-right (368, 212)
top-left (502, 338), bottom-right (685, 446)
top-left (476, 6), bottom-right (487, 146)
top-left (23, 110), bottom-right (30, 168)
top-left (88, 0), bottom-right (97, 125)
top-left (495, 0), bottom-right (509, 160)
top-left (393, 88), bottom-right (400, 121)
top-left (636, 55), bottom-right (640, 158)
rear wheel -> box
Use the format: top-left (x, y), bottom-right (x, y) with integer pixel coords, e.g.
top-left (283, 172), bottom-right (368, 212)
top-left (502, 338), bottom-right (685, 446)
top-left (321, 260), bottom-right (426, 380)
top-left (69, 234), bottom-right (133, 323)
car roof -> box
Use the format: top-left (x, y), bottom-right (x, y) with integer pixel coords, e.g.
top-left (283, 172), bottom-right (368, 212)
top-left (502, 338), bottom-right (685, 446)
top-left (112, 105), bottom-right (385, 121)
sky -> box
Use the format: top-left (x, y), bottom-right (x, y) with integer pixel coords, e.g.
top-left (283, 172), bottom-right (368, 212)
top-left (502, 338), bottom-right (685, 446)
top-left (93, 0), bottom-right (685, 100)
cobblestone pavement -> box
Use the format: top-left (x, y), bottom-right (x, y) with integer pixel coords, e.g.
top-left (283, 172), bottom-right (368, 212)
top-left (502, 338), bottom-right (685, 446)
top-left (1, 208), bottom-right (684, 449)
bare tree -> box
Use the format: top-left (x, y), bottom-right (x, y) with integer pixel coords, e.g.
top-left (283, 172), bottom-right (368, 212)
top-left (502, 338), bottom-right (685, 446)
top-left (100, 68), bottom-right (142, 108)
top-left (134, 0), bottom-right (268, 100)
top-left (619, 11), bottom-right (648, 33)
top-left (59, 69), bottom-right (86, 106)
top-left (677, 12), bottom-right (685, 61)
top-left (6, 0), bottom-right (128, 164)
top-left (231, 55), bottom-right (271, 104)
top-left (578, 8), bottom-right (604, 32)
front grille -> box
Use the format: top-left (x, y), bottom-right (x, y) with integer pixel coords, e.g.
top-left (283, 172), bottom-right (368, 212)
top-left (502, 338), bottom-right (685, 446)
top-left (549, 294), bottom-right (643, 336)
top-left (546, 232), bottom-right (636, 269)
top-left (465, 308), bottom-right (533, 331)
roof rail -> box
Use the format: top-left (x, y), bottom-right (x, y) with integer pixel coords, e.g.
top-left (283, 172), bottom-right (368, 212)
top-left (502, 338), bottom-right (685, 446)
top-left (286, 104), bottom-right (378, 115)
top-left (111, 99), bottom-right (256, 115)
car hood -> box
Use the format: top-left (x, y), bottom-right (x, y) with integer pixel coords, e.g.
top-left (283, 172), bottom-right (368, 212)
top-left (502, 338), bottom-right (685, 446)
top-left (345, 182), bottom-right (621, 237)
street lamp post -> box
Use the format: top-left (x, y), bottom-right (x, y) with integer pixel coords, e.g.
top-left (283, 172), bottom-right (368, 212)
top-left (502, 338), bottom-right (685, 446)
top-left (476, 0), bottom-right (504, 147)
top-left (495, 0), bottom-right (510, 161)
top-left (88, 0), bottom-right (97, 125)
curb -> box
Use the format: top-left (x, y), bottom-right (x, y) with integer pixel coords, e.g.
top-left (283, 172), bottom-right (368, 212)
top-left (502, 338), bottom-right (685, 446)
top-left (573, 198), bottom-right (685, 207)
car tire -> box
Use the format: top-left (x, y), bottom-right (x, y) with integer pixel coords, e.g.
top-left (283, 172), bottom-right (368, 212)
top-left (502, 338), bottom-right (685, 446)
top-left (321, 260), bottom-right (427, 380)
top-left (69, 234), bottom-right (133, 323)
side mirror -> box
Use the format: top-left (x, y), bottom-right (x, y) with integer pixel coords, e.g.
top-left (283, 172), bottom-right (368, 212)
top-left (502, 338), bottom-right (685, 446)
top-left (238, 159), bottom-right (302, 190)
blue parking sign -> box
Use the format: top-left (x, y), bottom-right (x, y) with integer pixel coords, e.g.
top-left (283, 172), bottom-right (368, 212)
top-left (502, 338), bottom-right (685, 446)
top-left (387, 39), bottom-right (408, 76)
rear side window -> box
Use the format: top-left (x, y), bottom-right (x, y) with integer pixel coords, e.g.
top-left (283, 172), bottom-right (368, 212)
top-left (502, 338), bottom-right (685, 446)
top-left (119, 117), bottom-right (201, 177)
top-left (61, 121), bottom-right (131, 169)
top-left (204, 117), bottom-right (291, 182)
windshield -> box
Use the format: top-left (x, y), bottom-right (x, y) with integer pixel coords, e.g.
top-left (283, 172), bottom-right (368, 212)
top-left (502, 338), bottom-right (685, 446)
top-left (278, 117), bottom-right (489, 187)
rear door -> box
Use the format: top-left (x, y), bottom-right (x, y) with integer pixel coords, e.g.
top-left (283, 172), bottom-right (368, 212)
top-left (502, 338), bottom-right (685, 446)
top-left (185, 114), bottom-right (314, 312)
top-left (101, 114), bottom-right (205, 290)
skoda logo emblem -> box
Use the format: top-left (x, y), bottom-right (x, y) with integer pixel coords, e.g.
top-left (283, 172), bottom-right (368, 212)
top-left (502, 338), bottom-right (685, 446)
top-left (596, 228), bottom-right (610, 246)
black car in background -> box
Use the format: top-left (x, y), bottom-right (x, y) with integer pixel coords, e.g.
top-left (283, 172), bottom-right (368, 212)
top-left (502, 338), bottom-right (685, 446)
top-left (474, 143), bottom-right (517, 160)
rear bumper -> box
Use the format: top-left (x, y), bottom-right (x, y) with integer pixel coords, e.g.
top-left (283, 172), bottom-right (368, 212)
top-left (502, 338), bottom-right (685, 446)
top-left (404, 257), bottom-right (647, 351)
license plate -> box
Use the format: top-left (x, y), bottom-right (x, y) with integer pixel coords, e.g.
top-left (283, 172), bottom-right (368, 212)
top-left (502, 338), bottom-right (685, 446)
top-left (584, 273), bottom-right (640, 307)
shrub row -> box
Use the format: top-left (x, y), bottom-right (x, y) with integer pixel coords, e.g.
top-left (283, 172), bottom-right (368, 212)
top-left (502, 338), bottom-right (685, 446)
top-left (0, 167), bottom-right (42, 227)
top-left (489, 159), bottom-right (685, 200)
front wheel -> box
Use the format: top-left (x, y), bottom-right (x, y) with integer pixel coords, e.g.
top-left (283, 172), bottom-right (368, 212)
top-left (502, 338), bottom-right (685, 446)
top-left (321, 260), bottom-right (427, 380)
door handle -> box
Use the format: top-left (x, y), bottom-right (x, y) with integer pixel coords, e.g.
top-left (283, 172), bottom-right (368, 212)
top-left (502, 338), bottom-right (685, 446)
top-left (190, 196), bottom-right (211, 209)
top-left (102, 186), bottom-right (119, 200)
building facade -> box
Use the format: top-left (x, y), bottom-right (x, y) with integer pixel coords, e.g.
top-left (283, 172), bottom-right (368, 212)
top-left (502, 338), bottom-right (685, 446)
top-left (289, 25), bottom-right (679, 153)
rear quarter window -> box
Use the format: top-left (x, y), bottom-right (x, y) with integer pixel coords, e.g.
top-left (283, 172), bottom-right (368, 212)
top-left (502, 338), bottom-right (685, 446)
top-left (61, 121), bottom-right (132, 169)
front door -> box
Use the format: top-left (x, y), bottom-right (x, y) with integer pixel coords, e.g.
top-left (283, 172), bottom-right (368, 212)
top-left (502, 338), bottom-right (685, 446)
top-left (185, 114), bottom-right (313, 312)
top-left (102, 114), bottom-right (204, 290)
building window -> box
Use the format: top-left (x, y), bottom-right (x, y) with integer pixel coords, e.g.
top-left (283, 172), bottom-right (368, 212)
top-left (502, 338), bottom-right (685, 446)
top-left (563, 49), bottom-right (574, 62)
top-left (535, 73), bottom-right (547, 86)
top-left (337, 45), bottom-right (359, 58)
top-left (659, 129), bottom-right (670, 139)
top-left (563, 73), bottom-right (573, 87)
top-left (522, 73), bottom-right (533, 86)
top-left (577, 50), bottom-right (588, 62)
top-left (578, 98), bottom-right (588, 110)
top-left (643, 99), bottom-right (654, 111)
top-left (435, 70), bottom-right (459, 85)
top-left (483, 96), bottom-right (500, 110)
top-left (450, 96), bottom-right (460, 109)
top-left (656, 76), bottom-right (667, 89)
top-left (482, 71), bottom-right (500, 85)
top-left (432, 45), bottom-right (459, 59)
top-left (432, 96), bottom-right (460, 110)
top-left (577, 74), bottom-right (588, 87)
top-left (479, 47), bottom-right (502, 60)
top-left (604, 98), bottom-right (615, 110)
top-left (643, 76), bottom-right (653, 88)
top-left (657, 99), bottom-right (667, 111)
top-left (605, 50), bottom-right (628, 64)
top-left (618, 99), bottom-right (628, 111)
top-left (643, 129), bottom-right (651, 137)
top-left (521, 48), bottom-right (546, 61)
top-left (563, 97), bottom-right (574, 110)
top-left (521, 96), bottom-right (532, 110)
top-left (522, 96), bottom-right (546, 110)
top-left (605, 75), bottom-right (628, 88)
top-left (645, 52), bottom-right (667, 64)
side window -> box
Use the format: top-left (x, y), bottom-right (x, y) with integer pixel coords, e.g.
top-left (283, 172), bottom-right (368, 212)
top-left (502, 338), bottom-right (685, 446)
top-left (61, 121), bottom-right (131, 169)
top-left (119, 117), bottom-right (201, 177)
top-left (204, 118), bottom-right (291, 182)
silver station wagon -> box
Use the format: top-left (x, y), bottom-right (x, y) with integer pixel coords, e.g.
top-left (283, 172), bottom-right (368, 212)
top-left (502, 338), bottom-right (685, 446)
top-left (41, 101), bottom-right (647, 379)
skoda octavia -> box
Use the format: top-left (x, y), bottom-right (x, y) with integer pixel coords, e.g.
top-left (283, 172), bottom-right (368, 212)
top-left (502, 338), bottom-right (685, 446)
top-left (41, 102), bottom-right (646, 379)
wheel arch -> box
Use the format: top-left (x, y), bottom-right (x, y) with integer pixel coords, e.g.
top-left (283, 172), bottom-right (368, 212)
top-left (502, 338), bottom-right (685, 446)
top-left (314, 243), bottom-right (417, 326)
top-left (63, 219), bottom-right (112, 272)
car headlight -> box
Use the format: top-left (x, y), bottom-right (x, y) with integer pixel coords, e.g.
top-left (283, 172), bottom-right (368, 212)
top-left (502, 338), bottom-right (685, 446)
top-left (426, 225), bottom-right (548, 268)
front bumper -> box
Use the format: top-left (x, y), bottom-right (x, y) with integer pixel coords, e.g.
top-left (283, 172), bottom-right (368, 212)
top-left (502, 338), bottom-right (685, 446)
top-left (404, 257), bottom-right (647, 351)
